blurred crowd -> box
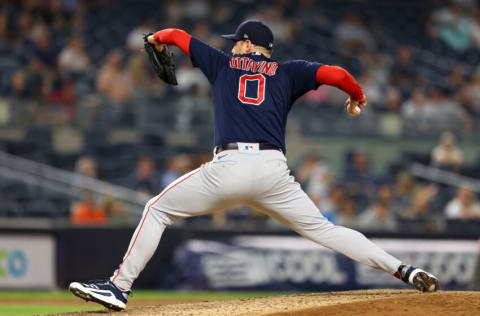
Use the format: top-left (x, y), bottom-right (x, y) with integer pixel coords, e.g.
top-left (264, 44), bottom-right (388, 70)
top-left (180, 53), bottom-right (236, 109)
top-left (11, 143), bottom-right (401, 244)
top-left (293, 130), bottom-right (480, 233)
top-left (0, 0), bottom-right (480, 230)
top-left (1, 0), bottom-right (480, 136)
top-left (63, 129), bottom-right (480, 230)
top-left (69, 151), bottom-right (210, 225)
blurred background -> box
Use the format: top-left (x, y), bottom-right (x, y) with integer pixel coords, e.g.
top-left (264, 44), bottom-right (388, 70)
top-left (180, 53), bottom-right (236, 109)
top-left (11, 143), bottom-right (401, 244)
top-left (0, 0), bottom-right (479, 293)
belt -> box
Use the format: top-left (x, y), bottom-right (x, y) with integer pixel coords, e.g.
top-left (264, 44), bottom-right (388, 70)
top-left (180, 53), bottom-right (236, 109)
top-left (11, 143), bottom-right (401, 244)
top-left (214, 142), bottom-right (282, 154)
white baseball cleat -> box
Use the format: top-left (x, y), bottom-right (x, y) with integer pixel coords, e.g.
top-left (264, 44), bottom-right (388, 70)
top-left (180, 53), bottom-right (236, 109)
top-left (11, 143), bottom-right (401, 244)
top-left (69, 279), bottom-right (130, 311)
top-left (396, 264), bottom-right (440, 292)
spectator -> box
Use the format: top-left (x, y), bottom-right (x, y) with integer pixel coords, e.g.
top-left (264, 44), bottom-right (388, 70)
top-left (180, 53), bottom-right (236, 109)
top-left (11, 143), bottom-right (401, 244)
top-left (13, 11), bottom-right (32, 43)
top-left (378, 86), bottom-right (403, 137)
top-left (126, 53), bottom-right (161, 95)
top-left (72, 155), bottom-right (98, 189)
top-left (402, 184), bottom-right (438, 219)
top-left (30, 24), bottom-right (58, 69)
top-left (102, 198), bottom-right (131, 225)
top-left (357, 184), bottom-right (398, 231)
top-left (335, 195), bottom-right (358, 228)
top-left (334, 13), bottom-right (375, 54)
top-left (124, 155), bottom-right (162, 197)
top-left (390, 46), bottom-right (416, 94)
top-left (295, 153), bottom-right (332, 208)
top-left (431, 131), bottom-right (464, 171)
top-left (161, 154), bottom-right (193, 189)
top-left (174, 84), bottom-right (212, 131)
top-left (191, 150), bottom-right (214, 169)
top-left (58, 36), bottom-right (91, 75)
top-left (3, 0), bottom-right (480, 230)
top-left (249, 5), bottom-right (294, 44)
top-left (7, 70), bottom-right (32, 99)
top-left (445, 184), bottom-right (480, 219)
top-left (302, 84), bottom-right (330, 106)
top-left (48, 0), bottom-right (71, 45)
top-left (295, 0), bottom-right (328, 30)
top-left (175, 60), bottom-right (210, 94)
top-left (163, 0), bottom-right (183, 22)
top-left (0, 11), bottom-right (9, 50)
top-left (191, 20), bottom-right (212, 42)
top-left (27, 56), bottom-right (52, 100)
top-left (342, 150), bottom-right (377, 202)
top-left (96, 50), bottom-right (132, 105)
top-left (424, 87), bottom-right (470, 135)
top-left (393, 171), bottom-right (418, 211)
top-left (70, 189), bottom-right (107, 225)
top-left (74, 155), bottom-right (98, 178)
top-left (401, 88), bottom-right (429, 134)
top-left (428, 2), bottom-right (473, 53)
top-left (182, 0), bottom-right (210, 21)
top-left (47, 71), bottom-right (77, 123)
top-left (210, 1), bottom-right (236, 27)
top-left (357, 71), bottom-right (383, 109)
top-left (444, 66), bottom-right (465, 98)
top-left (70, 4), bottom-right (87, 35)
top-left (460, 72), bottom-right (480, 116)
top-left (471, 10), bottom-right (480, 48)
top-left (2, 69), bottom-right (35, 127)
top-left (174, 22), bottom-right (217, 94)
top-left (358, 51), bottom-right (390, 84)
top-left (320, 184), bottom-right (345, 223)
top-left (126, 18), bottom-right (156, 52)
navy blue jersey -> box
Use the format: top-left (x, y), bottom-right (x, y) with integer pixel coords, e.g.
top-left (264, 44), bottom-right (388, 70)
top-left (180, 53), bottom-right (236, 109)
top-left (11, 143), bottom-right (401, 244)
top-left (189, 37), bottom-right (322, 153)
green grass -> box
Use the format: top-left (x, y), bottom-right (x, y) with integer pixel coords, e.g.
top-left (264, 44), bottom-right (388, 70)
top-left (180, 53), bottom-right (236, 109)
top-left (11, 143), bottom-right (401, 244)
top-left (0, 290), bottom-right (291, 315)
top-left (0, 291), bottom-right (75, 300)
top-left (0, 304), bottom-right (102, 316)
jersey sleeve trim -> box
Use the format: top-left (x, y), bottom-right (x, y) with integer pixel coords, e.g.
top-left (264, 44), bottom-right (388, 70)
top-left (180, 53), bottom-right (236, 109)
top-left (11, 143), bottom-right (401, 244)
top-left (315, 65), bottom-right (364, 101)
top-left (153, 28), bottom-right (192, 57)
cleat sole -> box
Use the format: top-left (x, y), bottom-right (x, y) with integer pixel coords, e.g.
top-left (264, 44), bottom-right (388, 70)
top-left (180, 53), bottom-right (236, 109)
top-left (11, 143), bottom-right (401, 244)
top-left (416, 272), bottom-right (440, 292)
top-left (69, 284), bottom-right (124, 311)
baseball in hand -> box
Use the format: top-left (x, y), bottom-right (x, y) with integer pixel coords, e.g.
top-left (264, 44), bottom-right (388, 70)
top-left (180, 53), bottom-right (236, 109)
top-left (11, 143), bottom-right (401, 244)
top-left (345, 99), bottom-right (362, 116)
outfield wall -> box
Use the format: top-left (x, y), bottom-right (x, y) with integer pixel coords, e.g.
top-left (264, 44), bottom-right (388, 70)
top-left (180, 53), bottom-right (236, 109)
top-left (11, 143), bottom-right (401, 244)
top-left (167, 237), bottom-right (478, 291)
top-left (0, 234), bottom-right (55, 289)
top-left (0, 226), bottom-right (479, 290)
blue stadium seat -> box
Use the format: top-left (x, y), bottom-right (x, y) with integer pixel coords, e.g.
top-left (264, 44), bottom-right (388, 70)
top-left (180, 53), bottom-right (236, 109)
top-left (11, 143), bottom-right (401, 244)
top-left (21, 199), bottom-right (56, 218)
top-left (0, 200), bottom-right (20, 217)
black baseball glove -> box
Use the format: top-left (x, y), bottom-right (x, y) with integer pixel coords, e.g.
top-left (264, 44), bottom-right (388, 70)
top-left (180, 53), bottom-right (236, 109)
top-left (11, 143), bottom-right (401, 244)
top-left (143, 33), bottom-right (178, 85)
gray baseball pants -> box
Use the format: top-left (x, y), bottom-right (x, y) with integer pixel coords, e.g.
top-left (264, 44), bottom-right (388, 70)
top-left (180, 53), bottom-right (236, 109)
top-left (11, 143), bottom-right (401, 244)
top-left (111, 146), bottom-right (401, 290)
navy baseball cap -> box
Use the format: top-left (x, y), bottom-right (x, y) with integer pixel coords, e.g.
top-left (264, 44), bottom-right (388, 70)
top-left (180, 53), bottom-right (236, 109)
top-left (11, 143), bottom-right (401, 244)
top-left (222, 20), bottom-right (274, 49)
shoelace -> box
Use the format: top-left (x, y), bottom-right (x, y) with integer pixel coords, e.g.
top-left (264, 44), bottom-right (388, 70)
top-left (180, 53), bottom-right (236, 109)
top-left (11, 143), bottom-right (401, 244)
top-left (86, 279), bottom-right (132, 296)
top-left (87, 279), bottom-right (110, 285)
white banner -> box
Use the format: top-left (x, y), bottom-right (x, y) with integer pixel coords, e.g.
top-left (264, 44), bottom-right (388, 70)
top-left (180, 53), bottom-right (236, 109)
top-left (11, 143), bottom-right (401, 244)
top-left (0, 234), bottom-right (55, 289)
top-left (174, 237), bottom-right (479, 290)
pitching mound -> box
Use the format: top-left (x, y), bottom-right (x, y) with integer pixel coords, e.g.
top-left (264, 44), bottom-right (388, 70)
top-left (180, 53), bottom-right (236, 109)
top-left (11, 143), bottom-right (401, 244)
top-left (56, 289), bottom-right (479, 316)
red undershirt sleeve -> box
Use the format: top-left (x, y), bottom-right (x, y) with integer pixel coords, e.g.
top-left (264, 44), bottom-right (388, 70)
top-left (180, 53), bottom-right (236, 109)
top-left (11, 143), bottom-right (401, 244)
top-left (153, 28), bottom-right (192, 57)
top-left (315, 65), bottom-right (364, 101)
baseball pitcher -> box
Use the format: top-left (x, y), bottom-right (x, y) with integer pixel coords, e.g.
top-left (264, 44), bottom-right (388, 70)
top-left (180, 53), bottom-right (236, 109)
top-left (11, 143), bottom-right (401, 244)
top-left (69, 21), bottom-right (439, 311)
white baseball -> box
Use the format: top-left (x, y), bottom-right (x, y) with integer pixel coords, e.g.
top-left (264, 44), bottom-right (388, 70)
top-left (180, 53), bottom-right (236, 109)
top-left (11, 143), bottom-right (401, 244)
top-left (346, 101), bottom-right (361, 115)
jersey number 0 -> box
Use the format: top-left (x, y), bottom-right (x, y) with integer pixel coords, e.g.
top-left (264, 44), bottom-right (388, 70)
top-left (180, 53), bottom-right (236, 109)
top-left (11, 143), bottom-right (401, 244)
top-left (238, 74), bottom-right (265, 106)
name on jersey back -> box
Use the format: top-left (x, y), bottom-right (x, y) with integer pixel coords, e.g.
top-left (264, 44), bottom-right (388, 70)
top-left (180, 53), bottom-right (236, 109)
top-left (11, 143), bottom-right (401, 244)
top-left (229, 57), bottom-right (278, 76)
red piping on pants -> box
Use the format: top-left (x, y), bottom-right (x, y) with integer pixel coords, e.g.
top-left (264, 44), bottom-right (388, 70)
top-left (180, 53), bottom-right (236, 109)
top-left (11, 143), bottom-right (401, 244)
top-left (112, 169), bottom-right (201, 283)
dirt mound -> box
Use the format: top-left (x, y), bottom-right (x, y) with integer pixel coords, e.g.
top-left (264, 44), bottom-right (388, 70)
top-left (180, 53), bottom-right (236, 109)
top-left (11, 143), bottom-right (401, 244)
top-left (54, 290), bottom-right (479, 316)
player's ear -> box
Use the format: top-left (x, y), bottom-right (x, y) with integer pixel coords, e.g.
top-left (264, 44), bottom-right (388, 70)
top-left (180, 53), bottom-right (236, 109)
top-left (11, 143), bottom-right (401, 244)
top-left (246, 40), bottom-right (253, 52)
